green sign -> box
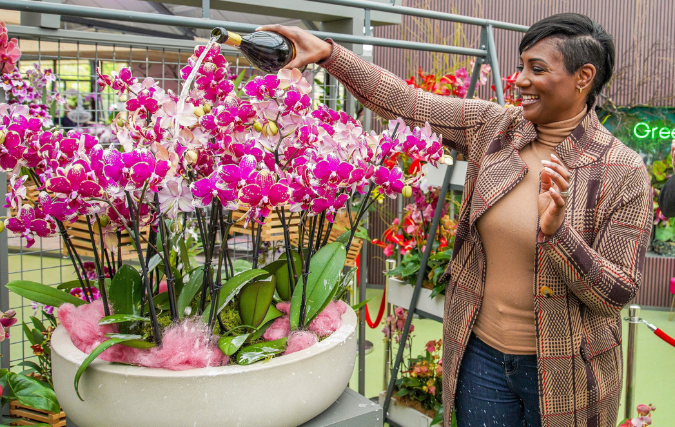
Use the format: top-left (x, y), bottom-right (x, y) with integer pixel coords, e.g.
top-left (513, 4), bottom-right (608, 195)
top-left (633, 122), bottom-right (675, 140)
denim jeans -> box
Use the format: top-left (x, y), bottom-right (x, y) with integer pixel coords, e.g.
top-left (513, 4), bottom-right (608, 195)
top-left (455, 333), bottom-right (541, 427)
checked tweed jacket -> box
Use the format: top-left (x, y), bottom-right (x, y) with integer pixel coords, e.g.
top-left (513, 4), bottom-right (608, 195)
top-left (320, 43), bottom-right (652, 427)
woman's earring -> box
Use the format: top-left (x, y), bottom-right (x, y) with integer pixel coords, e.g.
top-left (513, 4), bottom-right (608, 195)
top-left (578, 87), bottom-right (582, 93)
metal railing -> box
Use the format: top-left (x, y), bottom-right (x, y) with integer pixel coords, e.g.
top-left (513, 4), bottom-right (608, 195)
top-left (0, 0), bottom-right (532, 411)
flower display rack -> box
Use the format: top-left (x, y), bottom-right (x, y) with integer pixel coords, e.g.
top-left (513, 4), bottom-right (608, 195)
top-left (387, 277), bottom-right (444, 320)
top-left (62, 216), bottom-right (149, 261)
top-left (229, 207), bottom-right (300, 243)
top-left (9, 401), bottom-right (66, 427)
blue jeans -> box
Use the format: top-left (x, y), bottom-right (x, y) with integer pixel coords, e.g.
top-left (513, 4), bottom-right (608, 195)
top-left (455, 334), bottom-right (542, 427)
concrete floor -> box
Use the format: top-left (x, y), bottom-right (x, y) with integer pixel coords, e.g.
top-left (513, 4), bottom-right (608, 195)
top-left (350, 288), bottom-right (675, 424)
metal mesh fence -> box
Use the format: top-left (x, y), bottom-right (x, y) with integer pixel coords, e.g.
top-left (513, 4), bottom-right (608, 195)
top-left (2, 30), bottom-right (346, 367)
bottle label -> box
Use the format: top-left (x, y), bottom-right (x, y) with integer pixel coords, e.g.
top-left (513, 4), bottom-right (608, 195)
top-left (225, 31), bottom-right (242, 47)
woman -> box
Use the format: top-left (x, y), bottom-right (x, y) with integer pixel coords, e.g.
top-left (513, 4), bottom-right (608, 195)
top-left (259, 13), bottom-right (651, 427)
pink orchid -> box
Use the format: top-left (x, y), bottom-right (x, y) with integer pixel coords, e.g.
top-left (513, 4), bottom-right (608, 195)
top-left (277, 68), bottom-right (312, 95)
top-left (46, 163), bottom-right (104, 200)
top-left (158, 177), bottom-right (194, 219)
top-left (218, 154), bottom-right (257, 191)
top-left (282, 90), bottom-right (311, 115)
top-left (313, 154), bottom-right (354, 189)
top-left (0, 130), bottom-right (26, 171)
top-left (4, 204), bottom-right (56, 248)
top-left (121, 150), bottom-right (171, 191)
top-left (0, 36), bottom-right (21, 73)
top-left (373, 166), bottom-right (404, 198)
top-left (190, 173), bottom-right (237, 209)
top-left (239, 170), bottom-right (290, 218)
top-left (244, 75), bottom-right (280, 101)
top-left (4, 175), bottom-right (26, 209)
top-left (310, 192), bottom-right (349, 223)
top-left (157, 100), bottom-right (198, 129)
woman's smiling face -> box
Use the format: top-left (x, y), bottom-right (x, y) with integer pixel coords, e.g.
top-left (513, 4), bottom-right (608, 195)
top-left (515, 37), bottom-right (590, 125)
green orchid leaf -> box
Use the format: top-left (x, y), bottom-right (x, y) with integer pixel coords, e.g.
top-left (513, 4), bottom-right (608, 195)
top-left (274, 251), bottom-right (302, 301)
top-left (385, 264), bottom-right (405, 276)
top-left (6, 280), bottom-right (85, 308)
top-left (5, 371), bottom-right (60, 413)
top-left (22, 323), bottom-right (34, 345)
top-left (103, 333), bottom-right (155, 349)
top-left (57, 279), bottom-right (95, 291)
top-left (303, 242), bottom-right (347, 325)
top-left (289, 275), bottom-right (304, 331)
top-left (232, 259), bottom-right (253, 274)
top-left (351, 299), bottom-right (371, 312)
top-left (395, 388), bottom-right (410, 397)
top-left (218, 334), bottom-right (249, 356)
top-left (75, 337), bottom-right (141, 400)
top-left (108, 265), bottom-right (143, 316)
top-left (236, 338), bottom-right (287, 365)
top-left (177, 266), bottom-right (204, 320)
top-left (239, 278), bottom-right (277, 328)
top-left (202, 269), bottom-right (271, 323)
top-left (146, 253), bottom-right (163, 274)
top-left (334, 267), bottom-right (356, 301)
top-left (29, 316), bottom-right (46, 333)
top-left (99, 314), bottom-right (150, 325)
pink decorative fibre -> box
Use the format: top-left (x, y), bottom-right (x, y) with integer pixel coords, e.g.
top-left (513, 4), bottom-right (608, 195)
top-left (263, 315), bottom-right (290, 341)
top-left (58, 301), bottom-right (228, 370)
top-left (58, 301), bottom-right (140, 363)
top-left (276, 301), bottom-right (291, 315)
top-left (284, 331), bottom-right (318, 355)
top-left (308, 300), bottom-right (345, 336)
top-left (137, 318), bottom-right (228, 370)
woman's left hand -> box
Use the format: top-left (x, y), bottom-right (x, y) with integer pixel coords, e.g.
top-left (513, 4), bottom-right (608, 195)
top-left (538, 154), bottom-right (571, 238)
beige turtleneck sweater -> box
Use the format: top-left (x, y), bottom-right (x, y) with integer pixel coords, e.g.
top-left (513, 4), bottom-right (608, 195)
top-left (473, 106), bottom-right (587, 355)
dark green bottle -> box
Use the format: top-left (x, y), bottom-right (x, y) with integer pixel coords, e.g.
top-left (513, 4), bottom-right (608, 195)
top-left (211, 27), bottom-right (295, 73)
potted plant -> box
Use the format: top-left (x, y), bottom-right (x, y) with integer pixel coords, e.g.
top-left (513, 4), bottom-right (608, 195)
top-left (0, 28), bottom-right (445, 426)
top-left (379, 333), bottom-right (450, 426)
top-left (648, 156), bottom-right (675, 255)
top-left (374, 182), bottom-right (456, 317)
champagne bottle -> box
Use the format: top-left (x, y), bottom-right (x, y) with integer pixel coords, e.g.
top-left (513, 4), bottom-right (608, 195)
top-left (211, 27), bottom-right (295, 73)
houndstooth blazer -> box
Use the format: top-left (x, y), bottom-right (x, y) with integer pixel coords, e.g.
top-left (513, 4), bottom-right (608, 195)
top-left (320, 43), bottom-right (652, 427)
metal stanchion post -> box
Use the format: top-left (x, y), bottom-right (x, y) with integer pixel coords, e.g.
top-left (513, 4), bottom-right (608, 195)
top-left (384, 259), bottom-right (395, 389)
top-left (625, 304), bottom-right (640, 420)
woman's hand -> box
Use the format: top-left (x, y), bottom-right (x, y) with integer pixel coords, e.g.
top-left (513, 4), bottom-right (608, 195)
top-left (538, 153), bottom-right (571, 239)
top-left (255, 25), bottom-right (333, 70)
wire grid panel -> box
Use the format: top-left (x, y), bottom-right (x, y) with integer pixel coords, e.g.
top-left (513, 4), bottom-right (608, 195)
top-left (3, 30), bottom-right (346, 367)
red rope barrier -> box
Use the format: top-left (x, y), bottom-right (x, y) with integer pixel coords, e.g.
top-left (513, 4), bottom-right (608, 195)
top-left (356, 253), bottom-right (387, 328)
top-left (654, 328), bottom-right (675, 347)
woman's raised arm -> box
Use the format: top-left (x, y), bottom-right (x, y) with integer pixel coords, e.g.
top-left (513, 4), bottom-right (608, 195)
top-left (256, 24), bottom-right (505, 158)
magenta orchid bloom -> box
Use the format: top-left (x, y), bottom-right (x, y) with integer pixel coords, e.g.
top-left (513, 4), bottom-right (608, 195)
top-left (122, 150), bottom-right (171, 191)
top-left (313, 154), bottom-right (354, 189)
top-left (244, 75), bottom-right (280, 101)
top-left (46, 163), bottom-right (104, 200)
top-left (191, 173), bottom-right (237, 209)
top-left (0, 130), bottom-right (26, 170)
top-left (311, 192), bottom-right (349, 223)
top-left (4, 205), bottom-right (56, 248)
top-left (374, 166), bottom-right (404, 198)
top-left (239, 170), bottom-right (290, 218)
top-left (4, 175), bottom-right (26, 209)
top-left (218, 154), bottom-right (257, 191)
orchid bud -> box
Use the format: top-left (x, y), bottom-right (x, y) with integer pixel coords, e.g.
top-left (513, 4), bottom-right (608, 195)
top-left (253, 121), bottom-right (263, 132)
top-left (116, 118), bottom-right (125, 127)
top-left (194, 106), bottom-right (205, 117)
top-left (0, 130), bottom-right (5, 144)
top-left (99, 214), bottom-right (110, 228)
top-left (170, 221), bottom-right (182, 233)
top-left (402, 185), bottom-right (413, 198)
top-left (0, 221), bottom-right (4, 234)
top-left (3, 310), bottom-right (15, 318)
top-left (185, 150), bottom-right (198, 165)
top-left (263, 121), bottom-right (278, 137)
top-left (441, 155), bottom-right (454, 165)
top-left (203, 103), bottom-right (212, 114)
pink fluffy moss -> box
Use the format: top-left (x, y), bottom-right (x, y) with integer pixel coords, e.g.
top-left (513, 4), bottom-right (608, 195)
top-left (262, 315), bottom-right (290, 341)
top-left (308, 300), bottom-right (347, 336)
top-left (57, 301), bottom-right (228, 370)
top-left (284, 331), bottom-right (318, 355)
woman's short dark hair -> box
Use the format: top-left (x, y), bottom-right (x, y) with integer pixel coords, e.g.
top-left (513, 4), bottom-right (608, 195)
top-left (519, 13), bottom-right (615, 106)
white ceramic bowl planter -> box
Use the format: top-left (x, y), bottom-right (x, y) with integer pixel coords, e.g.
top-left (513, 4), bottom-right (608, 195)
top-left (51, 308), bottom-right (357, 427)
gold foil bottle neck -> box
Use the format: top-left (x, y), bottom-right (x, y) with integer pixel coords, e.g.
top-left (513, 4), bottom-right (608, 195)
top-left (225, 31), bottom-right (242, 47)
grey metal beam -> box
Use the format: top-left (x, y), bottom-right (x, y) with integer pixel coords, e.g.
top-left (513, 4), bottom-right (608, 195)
top-left (303, 0), bottom-right (529, 32)
top-left (148, 2), bottom-right (198, 39)
top-left (0, 0), bottom-right (488, 56)
top-left (61, 16), bottom-right (190, 39)
top-left (5, 24), bottom-right (240, 53)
